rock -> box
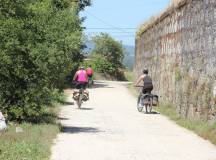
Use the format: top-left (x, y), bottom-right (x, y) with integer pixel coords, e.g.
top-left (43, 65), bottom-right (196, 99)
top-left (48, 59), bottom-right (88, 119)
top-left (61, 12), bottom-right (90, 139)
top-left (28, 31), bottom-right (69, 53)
top-left (16, 127), bottom-right (24, 133)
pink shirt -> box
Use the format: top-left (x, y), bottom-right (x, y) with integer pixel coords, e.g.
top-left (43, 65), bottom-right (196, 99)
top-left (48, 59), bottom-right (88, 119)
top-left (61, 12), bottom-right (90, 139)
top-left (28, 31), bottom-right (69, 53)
top-left (77, 70), bottom-right (87, 82)
top-left (86, 68), bottom-right (93, 75)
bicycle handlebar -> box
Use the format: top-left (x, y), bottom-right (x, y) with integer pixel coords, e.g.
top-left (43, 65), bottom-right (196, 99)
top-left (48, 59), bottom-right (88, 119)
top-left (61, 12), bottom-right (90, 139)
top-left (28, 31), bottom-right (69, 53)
top-left (135, 85), bottom-right (144, 87)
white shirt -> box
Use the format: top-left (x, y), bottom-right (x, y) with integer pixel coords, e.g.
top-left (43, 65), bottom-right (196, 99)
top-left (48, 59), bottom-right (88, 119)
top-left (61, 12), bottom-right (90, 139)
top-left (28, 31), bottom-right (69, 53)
top-left (0, 112), bottom-right (5, 121)
top-left (0, 111), bottom-right (7, 132)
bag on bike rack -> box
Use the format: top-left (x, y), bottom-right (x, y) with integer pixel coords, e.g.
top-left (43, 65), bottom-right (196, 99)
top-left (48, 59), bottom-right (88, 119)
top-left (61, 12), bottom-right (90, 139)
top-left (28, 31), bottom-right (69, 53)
top-left (73, 92), bottom-right (79, 100)
top-left (82, 93), bottom-right (89, 101)
top-left (152, 95), bottom-right (159, 106)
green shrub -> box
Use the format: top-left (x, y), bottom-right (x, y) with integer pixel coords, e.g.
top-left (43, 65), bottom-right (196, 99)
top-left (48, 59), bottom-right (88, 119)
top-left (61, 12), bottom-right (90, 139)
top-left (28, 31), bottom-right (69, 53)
top-left (0, 0), bottom-right (90, 121)
top-left (90, 33), bottom-right (126, 80)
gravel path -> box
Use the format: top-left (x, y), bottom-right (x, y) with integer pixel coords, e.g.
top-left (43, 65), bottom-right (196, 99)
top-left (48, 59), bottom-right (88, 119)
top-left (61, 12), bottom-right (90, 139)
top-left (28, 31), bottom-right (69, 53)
top-left (51, 80), bottom-right (216, 160)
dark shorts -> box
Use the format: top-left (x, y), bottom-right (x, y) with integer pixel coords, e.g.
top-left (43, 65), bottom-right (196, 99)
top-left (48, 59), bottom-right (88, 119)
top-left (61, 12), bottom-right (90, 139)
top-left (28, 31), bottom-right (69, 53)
top-left (75, 82), bottom-right (87, 89)
top-left (142, 86), bottom-right (153, 94)
top-left (87, 74), bottom-right (93, 79)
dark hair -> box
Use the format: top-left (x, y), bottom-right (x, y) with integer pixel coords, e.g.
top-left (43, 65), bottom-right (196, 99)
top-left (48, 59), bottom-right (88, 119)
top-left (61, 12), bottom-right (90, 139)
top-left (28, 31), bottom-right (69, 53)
top-left (143, 68), bottom-right (148, 74)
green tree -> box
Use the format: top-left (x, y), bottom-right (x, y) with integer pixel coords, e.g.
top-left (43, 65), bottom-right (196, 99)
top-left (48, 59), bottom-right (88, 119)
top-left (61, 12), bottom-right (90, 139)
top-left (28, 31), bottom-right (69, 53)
top-left (91, 33), bottom-right (125, 79)
top-left (0, 0), bottom-right (90, 121)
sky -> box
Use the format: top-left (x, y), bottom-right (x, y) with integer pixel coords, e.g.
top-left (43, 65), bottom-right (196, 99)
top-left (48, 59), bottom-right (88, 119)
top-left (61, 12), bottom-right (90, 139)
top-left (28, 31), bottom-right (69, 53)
top-left (80, 0), bottom-right (171, 46)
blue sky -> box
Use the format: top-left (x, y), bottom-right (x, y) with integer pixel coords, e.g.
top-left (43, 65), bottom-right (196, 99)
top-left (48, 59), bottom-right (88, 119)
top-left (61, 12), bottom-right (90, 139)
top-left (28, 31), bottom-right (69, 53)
top-left (80, 0), bottom-right (171, 46)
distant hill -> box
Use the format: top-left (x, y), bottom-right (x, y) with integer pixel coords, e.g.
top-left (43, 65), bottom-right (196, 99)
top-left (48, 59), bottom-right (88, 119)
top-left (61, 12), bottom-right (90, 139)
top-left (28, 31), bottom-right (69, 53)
top-left (84, 41), bottom-right (135, 70)
top-left (124, 45), bottom-right (135, 56)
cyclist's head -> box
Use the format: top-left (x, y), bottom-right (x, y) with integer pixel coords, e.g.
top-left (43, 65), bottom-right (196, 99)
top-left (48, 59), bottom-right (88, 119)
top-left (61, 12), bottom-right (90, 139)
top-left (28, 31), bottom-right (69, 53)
top-left (143, 68), bottom-right (148, 74)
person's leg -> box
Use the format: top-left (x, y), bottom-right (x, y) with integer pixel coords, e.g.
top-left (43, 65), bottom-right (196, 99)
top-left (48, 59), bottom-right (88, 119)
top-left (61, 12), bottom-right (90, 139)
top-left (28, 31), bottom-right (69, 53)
top-left (83, 83), bottom-right (89, 100)
top-left (72, 82), bottom-right (80, 99)
top-left (84, 83), bottom-right (89, 93)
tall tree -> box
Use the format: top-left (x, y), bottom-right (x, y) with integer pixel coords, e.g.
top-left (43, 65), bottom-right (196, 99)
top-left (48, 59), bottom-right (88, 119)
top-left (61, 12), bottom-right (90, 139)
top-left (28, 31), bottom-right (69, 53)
top-left (91, 33), bottom-right (125, 79)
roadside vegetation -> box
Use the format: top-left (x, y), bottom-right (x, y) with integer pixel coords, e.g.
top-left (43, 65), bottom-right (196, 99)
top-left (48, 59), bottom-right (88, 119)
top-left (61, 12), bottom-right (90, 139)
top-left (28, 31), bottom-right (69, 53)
top-left (0, 0), bottom-right (89, 121)
top-left (0, 0), bottom-right (90, 159)
top-left (84, 33), bottom-right (126, 81)
top-left (0, 93), bottom-right (65, 160)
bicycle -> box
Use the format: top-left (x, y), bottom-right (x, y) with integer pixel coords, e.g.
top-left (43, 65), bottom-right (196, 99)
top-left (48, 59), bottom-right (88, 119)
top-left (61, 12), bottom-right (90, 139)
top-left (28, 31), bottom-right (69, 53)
top-left (136, 86), bottom-right (158, 113)
top-left (72, 82), bottom-right (89, 108)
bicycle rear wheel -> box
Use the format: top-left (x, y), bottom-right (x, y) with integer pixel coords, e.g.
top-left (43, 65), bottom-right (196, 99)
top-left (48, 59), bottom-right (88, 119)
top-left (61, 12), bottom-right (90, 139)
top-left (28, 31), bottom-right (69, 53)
top-left (77, 94), bottom-right (83, 108)
top-left (145, 98), bottom-right (152, 113)
top-left (149, 98), bottom-right (153, 113)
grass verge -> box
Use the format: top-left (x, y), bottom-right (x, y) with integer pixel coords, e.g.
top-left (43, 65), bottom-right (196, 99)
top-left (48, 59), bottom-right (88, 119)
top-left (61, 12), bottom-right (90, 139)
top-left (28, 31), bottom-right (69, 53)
top-left (0, 103), bottom-right (63, 160)
top-left (124, 70), bottom-right (134, 82)
top-left (156, 103), bottom-right (216, 145)
top-left (0, 123), bottom-right (59, 160)
top-left (125, 71), bottom-right (140, 97)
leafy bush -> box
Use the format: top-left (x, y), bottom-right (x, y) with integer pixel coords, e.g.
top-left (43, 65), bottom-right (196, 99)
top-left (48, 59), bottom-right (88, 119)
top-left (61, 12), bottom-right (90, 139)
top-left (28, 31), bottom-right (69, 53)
top-left (0, 0), bottom-right (90, 121)
top-left (90, 33), bottom-right (125, 80)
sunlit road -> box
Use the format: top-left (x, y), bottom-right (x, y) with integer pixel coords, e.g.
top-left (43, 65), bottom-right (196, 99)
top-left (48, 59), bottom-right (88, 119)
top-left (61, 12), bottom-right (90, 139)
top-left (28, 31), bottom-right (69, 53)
top-left (51, 81), bottom-right (216, 160)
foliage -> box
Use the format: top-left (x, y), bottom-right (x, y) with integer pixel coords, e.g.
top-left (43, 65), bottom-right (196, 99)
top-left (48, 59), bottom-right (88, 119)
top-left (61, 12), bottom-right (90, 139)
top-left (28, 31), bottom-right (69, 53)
top-left (91, 33), bottom-right (125, 80)
top-left (78, 0), bottom-right (91, 11)
top-left (0, 0), bottom-right (90, 121)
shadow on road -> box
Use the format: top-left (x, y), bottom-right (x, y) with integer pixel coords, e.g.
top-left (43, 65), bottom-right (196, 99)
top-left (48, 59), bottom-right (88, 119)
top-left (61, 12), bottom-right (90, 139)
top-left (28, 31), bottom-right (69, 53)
top-left (92, 82), bottom-right (114, 88)
top-left (58, 117), bottom-right (70, 120)
top-left (143, 111), bottom-right (160, 114)
top-left (61, 126), bottom-right (101, 134)
top-left (78, 107), bottom-right (94, 110)
top-left (62, 101), bottom-right (74, 105)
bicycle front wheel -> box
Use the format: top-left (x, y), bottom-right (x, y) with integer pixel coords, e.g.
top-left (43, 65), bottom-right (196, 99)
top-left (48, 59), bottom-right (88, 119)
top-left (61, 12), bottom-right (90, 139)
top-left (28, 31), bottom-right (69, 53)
top-left (137, 96), bottom-right (143, 112)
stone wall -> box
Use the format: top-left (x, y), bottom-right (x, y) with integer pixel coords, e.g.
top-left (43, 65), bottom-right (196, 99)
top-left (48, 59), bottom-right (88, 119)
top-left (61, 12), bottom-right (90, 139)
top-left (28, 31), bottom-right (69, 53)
top-left (134, 0), bottom-right (216, 122)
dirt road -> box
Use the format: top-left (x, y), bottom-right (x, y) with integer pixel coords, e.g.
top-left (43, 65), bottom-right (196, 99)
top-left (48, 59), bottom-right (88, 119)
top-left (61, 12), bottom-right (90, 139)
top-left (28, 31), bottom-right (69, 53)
top-left (51, 81), bottom-right (216, 160)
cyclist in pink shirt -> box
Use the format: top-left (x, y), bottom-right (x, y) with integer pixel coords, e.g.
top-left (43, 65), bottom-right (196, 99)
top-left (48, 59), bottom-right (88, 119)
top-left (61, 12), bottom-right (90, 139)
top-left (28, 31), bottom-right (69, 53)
top-left (86, 65), bottom-right (94, 87)
top-left (73, 66), bottom-right (88, 88)
top-left (86, 65), bottom-right (93, 78)
top-left (73, 66), bottom-right (89, 98)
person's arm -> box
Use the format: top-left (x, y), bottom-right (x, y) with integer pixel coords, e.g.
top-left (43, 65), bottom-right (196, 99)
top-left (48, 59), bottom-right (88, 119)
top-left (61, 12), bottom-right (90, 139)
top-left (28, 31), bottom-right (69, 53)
top-left (134, 75), bottom-right (144, 86)
top-left (85, 71), bottom-right (88, 81)
top-left (73, 71), bottom-right (78, 81)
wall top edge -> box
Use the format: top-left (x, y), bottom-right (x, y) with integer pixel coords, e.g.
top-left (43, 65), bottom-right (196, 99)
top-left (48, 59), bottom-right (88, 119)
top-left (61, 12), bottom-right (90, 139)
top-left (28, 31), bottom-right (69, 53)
top-left (136, 0), bottom-right (188, 38)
